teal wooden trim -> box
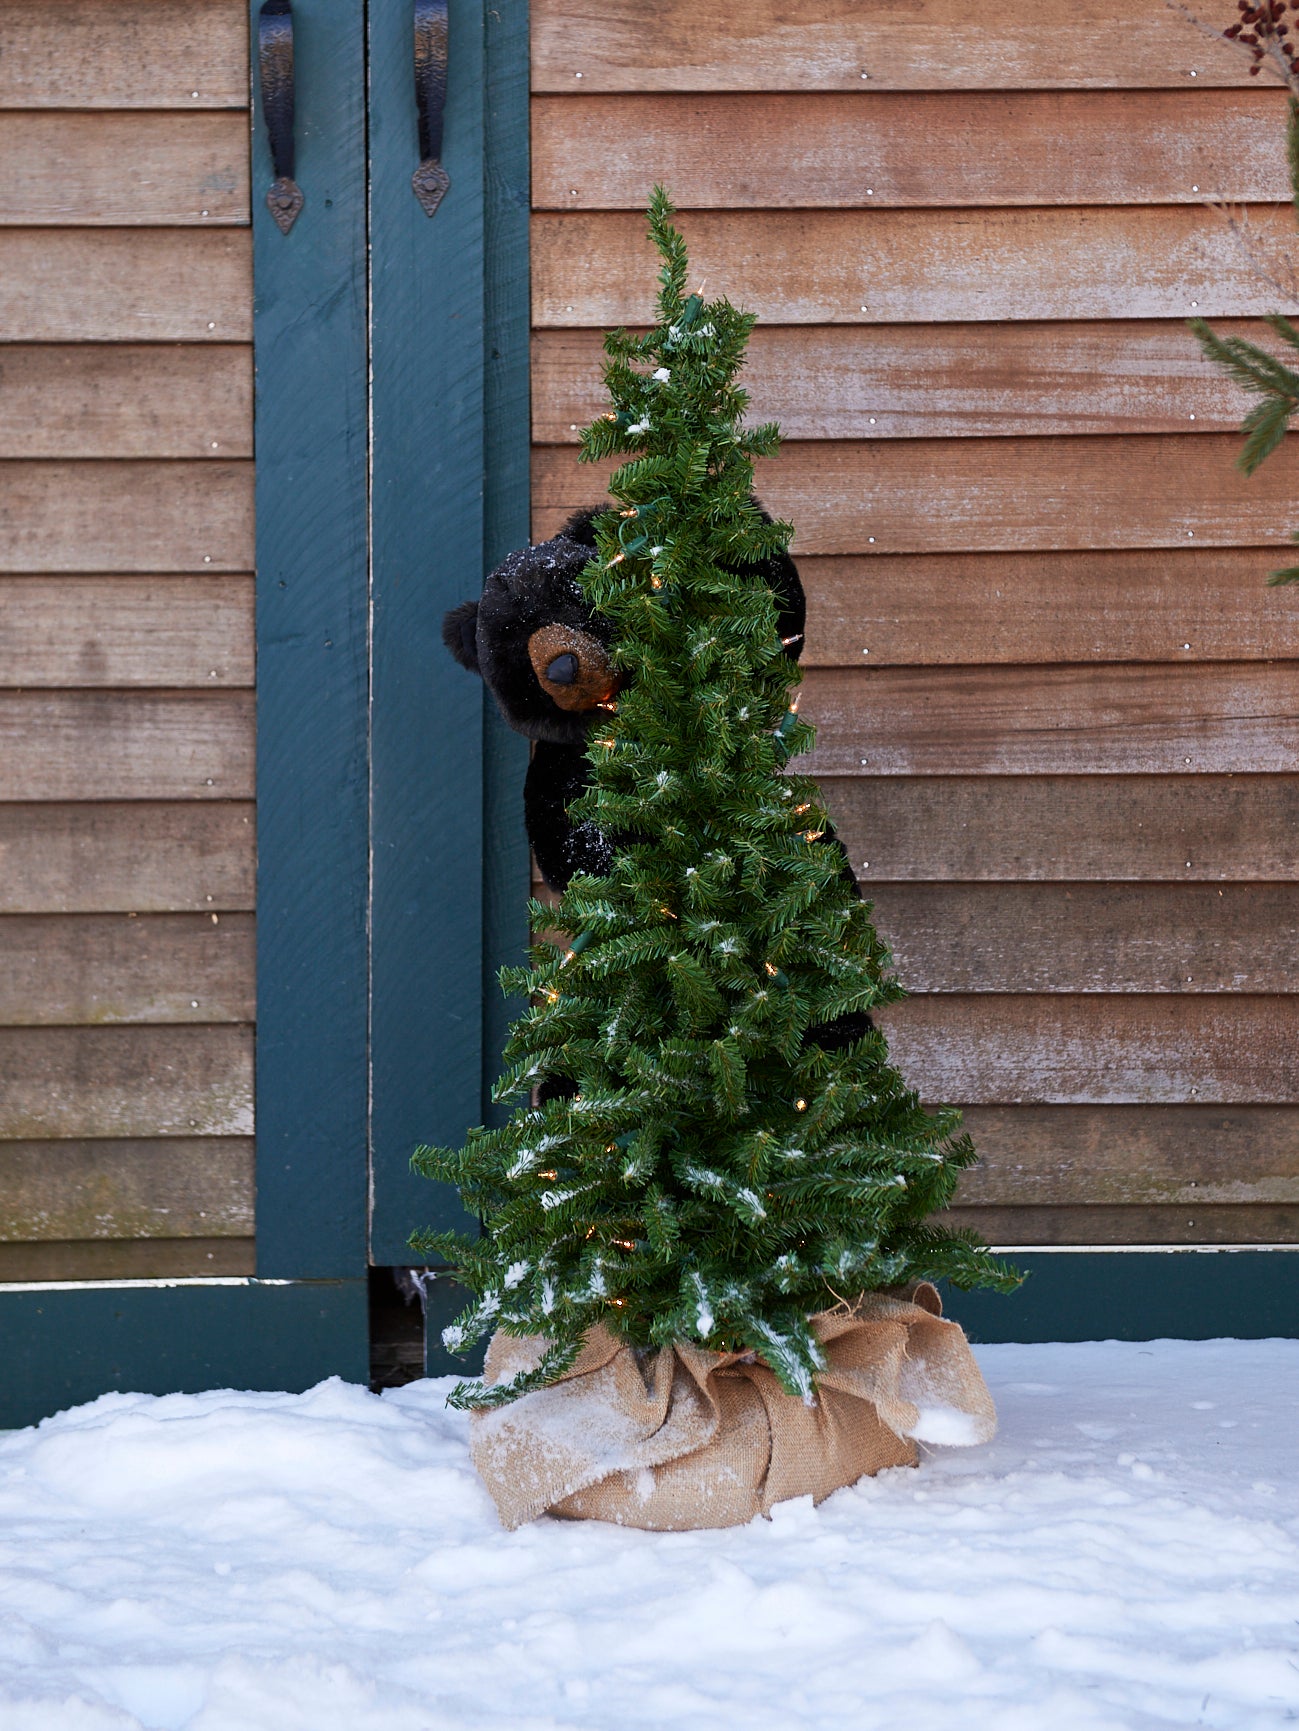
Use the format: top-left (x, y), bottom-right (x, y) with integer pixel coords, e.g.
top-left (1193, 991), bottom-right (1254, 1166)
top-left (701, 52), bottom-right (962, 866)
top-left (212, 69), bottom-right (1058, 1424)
top-left (369, 0), bottom-right (532, 1263)
top-left (253, 0), bottom-right (371, 1278)
top-left (0, 1280), bottom-right (368, 1432)
top-left (945, 1250), bottom-right (1299, 1343)
top-left (481, 0), bottom-right (532, 1122)
top-left (368, 0), bottom-right (486, 1263)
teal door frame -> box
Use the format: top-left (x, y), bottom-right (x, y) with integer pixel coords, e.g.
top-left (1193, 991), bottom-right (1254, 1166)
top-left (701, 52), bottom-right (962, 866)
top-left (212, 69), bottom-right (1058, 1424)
top-left (367, 0), bottom-right (530, 1270)
top-left (2, 0), bottom-right (1295, 1433)
top-left (0, 0), bottom-right (528, 1429)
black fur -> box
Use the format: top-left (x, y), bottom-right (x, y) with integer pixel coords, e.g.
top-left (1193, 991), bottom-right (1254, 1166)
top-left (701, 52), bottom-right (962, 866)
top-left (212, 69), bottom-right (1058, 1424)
top-left (442, 499), bottom-right (871, 1060)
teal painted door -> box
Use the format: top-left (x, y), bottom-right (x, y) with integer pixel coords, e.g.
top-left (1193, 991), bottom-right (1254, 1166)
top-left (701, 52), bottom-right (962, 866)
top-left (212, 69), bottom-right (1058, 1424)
top-left (254, 0), bottom-right (530, 1285)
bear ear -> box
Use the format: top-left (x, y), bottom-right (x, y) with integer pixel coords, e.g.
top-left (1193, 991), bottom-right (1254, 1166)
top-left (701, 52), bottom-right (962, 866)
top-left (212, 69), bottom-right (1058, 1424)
top-left (558, 504), bottom-right (613, 549)
top-left (442, 599), bottom-right (481, 674)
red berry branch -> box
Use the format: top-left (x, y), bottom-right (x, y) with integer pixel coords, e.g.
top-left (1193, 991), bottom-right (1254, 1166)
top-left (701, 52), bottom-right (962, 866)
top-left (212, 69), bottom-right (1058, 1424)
top-left (1173, 0), bottom-right (1299, 94)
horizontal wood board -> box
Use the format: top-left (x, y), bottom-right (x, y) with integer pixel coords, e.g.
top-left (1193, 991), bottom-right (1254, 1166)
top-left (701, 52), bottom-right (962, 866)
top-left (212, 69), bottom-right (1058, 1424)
top-left (869, 884), bottom-right (1299, 994)
top-left (0, 914), bottom-right (254, 1025)
top-left (533, 322), bottom-right (1270, 442)
top-left (942, 1203), bottom-right (1299, 1245)
top-left (878, 995), bottom-right (1299, 1105)
top-left (0, 576), bottom-right (253, 685)
top-left (533, 437), bottom-right (1299, 553)
top-left (0, 113), bottom-right (250, 226)
top-left (0, 1025), bottom-right (253, 1139)
top-left (0, 461), bottom-right (254, 571)
top-left (822, 777), bottom-right (1299, 882)
top-left (797, 663), bottom-right (1299, 776)
top-left (954, 1107), bottom-right (1299, 1207)
top-left (0, 1138), bottom-right (254, 1241)
top-left (531, 0), bottom-right (1254, 91)
top-left (533, 91), bottom-right (1290, 209)
top-left (0, 693), bottom-right (254, 800)
top-left (0, 804), bottom-right (255, 912)
top-left (0, 231), bottom-right (251, 341)
top-left (532, 208), bottom-right (1299, 326)
top-left (0, 346), bottom-right (252, 459)
top-left (797, 551), bottom-right (1299, 666)
top-left (0, 1238), bottom-right (255, 1280)
top-left (0, 1), bottom-right (248, 108)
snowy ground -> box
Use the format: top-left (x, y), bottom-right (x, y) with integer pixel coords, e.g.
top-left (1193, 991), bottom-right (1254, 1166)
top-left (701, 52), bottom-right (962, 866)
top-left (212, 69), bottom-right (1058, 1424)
top-left (1, 1339), bottom-right (1297, 1731)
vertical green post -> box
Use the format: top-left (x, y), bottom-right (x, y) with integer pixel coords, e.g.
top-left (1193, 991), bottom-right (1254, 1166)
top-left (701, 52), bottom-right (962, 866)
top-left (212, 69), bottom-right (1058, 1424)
top-left (481, 1), bottom-right (533, 1120)
top-left (253, 0), bottom-right (371, 1281)
top-left (371, 0), bottom-right (532, 1266)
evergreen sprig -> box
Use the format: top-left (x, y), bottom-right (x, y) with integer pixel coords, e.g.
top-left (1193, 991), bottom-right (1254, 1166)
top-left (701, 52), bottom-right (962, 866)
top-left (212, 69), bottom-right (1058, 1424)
top-left (1189, 89), bottom-right (1299, 584)
top-left (413, 188), bottom-right (1018, 1409)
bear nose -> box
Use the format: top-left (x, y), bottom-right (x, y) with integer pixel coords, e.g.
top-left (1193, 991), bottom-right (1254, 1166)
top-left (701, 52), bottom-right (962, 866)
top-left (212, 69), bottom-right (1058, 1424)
top-left (545, 652), bottom-right (579, 685)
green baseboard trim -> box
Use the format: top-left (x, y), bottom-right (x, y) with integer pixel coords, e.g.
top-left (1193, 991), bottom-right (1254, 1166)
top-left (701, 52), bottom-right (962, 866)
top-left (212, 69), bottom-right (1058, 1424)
top-left (413, 1250), bottom-right (1299, 1382)
top-left (943, 1248), bottom-right (1299, 1344)
top-left (0, 1278), bottom-right (369, 1432)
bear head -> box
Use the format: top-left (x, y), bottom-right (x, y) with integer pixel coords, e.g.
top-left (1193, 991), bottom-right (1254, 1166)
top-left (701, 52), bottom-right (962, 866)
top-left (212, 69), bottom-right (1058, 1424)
top-left (442, 502), bottom-right (807, 746)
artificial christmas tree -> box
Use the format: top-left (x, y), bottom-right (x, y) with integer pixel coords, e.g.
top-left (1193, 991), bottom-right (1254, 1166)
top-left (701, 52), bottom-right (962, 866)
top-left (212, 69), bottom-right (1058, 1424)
top-left (415, 190), bottom-right (1015, 1527)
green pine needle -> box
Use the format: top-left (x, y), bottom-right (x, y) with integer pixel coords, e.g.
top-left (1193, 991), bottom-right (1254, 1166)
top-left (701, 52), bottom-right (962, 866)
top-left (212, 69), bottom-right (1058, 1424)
top-left (413, 190), bottom-right (1019, 1409)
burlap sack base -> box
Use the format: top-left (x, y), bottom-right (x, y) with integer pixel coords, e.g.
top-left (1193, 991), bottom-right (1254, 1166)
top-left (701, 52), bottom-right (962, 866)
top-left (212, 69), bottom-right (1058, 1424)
top-left (469, 1284), bottom-right (997, 1531)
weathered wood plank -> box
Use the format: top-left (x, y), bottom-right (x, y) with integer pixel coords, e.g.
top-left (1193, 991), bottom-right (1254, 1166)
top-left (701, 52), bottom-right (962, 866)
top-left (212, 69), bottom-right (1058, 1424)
top-left (942, 1203), bottom-right (1299, 1245)
top-left (824, 776), bottom-right (1299, 883)
top-left (0, 1237), bottom-right (255, 1280)
top-left (0, 1137), bottom-right (254, 1240)
top-left (533, 322), bottom-right (1267, 443)
top-left (533, 436), bottom-right (1299, 553)
top-left (800, 663), bottom-right (1299, 776)
top-left (0, 1), bottom-right (248, 108)
top-left (799, 550), bottom-right (1299, 666)
top-left (0, 576), bottom-right (254, 685)
top-left (0, 461), bottom-right (254, 571)
top-left (534, 91), bottom-right (1288, 209)
top-left (0, 1025), bottom-right (252, 1138)
top-left (0, 231), bottom-right (251, 341)
top-left (0, 693), bottom-right (254, 799)
top-left (870, 884), bottom-right (1299, 994)
top-left (0, 803), bottom-right (255, 912)
top-left (955, 1106), bottom-right (1299, 1207)
top-left (532, 0), bottom-right (1249, 91)
top-left (0, 914), bottom-right (254, 1025)
top-left (0, 346), bottom-right (252, 459)
top-left (0, 113), bottom-right (249, 226)
top-left (532, 208), bottom-right (1299, 326)
top-left (878, 995), bottom-right (1299, 1104)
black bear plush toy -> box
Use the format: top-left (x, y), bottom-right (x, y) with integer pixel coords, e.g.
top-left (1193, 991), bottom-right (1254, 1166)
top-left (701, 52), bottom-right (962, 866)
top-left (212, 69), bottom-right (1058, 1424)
top-left (442, 501), bottom-right (868, 1053)
top-left (442, 502), bottom-right (804, 894)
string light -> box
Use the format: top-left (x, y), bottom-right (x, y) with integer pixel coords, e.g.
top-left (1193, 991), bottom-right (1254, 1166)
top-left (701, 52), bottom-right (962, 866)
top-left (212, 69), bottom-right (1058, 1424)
top-left (560, 928), bottom-right (595, 967)
top-left (795, 1098), bottom-right (808, 1112)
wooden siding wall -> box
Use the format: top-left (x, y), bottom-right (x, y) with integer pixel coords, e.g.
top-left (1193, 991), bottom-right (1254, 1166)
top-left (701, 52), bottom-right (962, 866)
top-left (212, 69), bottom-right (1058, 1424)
top-left (0, 1), bottom-right (255, 1279)
top-left (530, 0), bottom-right (1299, 1246)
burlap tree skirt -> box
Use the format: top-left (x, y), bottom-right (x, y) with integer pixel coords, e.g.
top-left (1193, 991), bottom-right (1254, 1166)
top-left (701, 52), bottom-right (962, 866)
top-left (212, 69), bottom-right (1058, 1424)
top-left (470, 1284), bottom-right (996, 1530)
